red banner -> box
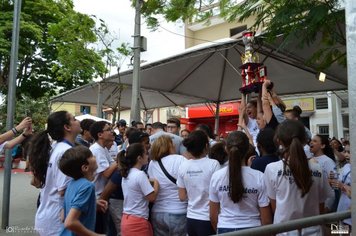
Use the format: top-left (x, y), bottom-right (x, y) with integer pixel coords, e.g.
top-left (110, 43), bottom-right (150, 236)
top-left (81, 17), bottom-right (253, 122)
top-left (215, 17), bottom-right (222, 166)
top-left (187, 102), bottom-right (240, 118)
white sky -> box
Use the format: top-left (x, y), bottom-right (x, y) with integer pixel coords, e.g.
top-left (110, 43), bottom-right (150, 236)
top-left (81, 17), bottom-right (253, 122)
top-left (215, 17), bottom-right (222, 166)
top-left (73, 0), bottom-right (186, 73)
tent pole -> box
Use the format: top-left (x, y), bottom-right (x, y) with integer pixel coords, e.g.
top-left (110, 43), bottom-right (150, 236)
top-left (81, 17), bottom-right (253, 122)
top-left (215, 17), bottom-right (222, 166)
top-left (97, 83), bottom-right (103, 118)
top-left (2, 0), bottom-right (22, 229)
top-left (214, 102), bottom-right (220, 138)
top-left (345, 0), bottom-right (356, 229)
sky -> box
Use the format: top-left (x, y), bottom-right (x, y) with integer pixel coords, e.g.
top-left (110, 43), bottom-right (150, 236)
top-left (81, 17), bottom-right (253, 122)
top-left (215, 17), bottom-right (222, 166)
top-left (73, 0), bottom-right (186, 73)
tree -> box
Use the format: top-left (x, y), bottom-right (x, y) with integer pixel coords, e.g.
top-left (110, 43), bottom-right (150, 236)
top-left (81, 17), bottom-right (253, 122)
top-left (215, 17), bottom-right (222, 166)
top-left (93, 17), bottom-right (132, 123)
top-left (0, 96), bottom-right (50, 133)
top-left (140, 0), bottom-right (346, 71)
top-left (93, 17), bottom-right (132, 80)
top-left (0, 0), bottom-right (106, 99)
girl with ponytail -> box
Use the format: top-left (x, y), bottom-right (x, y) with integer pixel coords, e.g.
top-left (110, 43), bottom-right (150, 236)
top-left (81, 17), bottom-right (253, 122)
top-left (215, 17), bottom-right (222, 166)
top-left (177, 130), bottom-right (220, 236)
top-left (209, 131), bottom-right (271, 234)
top-left (29, 111), bottom-right (81, 236)
top-left (120, 143), bottom-right (159, 236)
top-left (264, 120), bottom-right (328, 235)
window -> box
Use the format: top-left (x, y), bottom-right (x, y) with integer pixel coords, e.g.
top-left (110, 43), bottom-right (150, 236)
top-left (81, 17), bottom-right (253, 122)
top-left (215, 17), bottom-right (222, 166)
top-left (80, 105), bottom-right (91, 114)
top-left (230, 25), bottom-right (247, 38)
top-left (315, 98), bottom-right (328, 109)
top-left (318, 125), bottom-right (329, 136)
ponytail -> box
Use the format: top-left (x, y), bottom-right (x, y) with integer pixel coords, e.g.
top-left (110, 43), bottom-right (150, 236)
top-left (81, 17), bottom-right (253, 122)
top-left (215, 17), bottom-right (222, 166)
top-left (277, 120), bottom-right (312, 197)
top-left (29, 131), bottom-right (52, 188)
top-left (119, 143), bottom-right (145, 178)
top-left (28, 110), bottom-right (71, 188)
top-left (288, 137), bottom-right (312, 197)
top-left (226, 131), bottom-right (249, 203)
top-left (228, 146), bottom-right (244, 203)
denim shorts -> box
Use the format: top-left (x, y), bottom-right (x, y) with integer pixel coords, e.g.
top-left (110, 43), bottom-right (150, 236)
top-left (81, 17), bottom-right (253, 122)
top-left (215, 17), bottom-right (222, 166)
top-left (217, 227), bottom-right (252, 234)
top-left (151, 212), bottom-right (187, 236)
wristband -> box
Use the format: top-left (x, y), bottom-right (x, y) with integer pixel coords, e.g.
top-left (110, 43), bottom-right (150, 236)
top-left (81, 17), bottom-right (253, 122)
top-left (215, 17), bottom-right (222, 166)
top-left (11, 128), bottom-right (18, 135)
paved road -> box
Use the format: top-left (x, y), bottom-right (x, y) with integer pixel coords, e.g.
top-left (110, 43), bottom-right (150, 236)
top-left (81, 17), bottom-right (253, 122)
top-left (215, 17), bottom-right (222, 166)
top-left (0, 170), bottom-right (39, 236)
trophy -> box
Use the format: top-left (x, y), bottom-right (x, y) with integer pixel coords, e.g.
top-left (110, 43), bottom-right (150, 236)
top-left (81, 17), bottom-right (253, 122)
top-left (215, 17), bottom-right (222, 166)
top-left (239, 31), bottom-right (270, 94)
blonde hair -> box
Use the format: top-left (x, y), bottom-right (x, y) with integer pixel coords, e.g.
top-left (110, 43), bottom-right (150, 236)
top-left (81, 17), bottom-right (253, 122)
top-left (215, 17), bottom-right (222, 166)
top-left (151, 135), bottom-right (173, 161)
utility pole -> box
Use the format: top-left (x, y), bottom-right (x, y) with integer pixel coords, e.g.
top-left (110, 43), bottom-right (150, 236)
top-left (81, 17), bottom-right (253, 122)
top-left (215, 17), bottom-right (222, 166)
top-left (130, 0), bottom-right (142, 123)
top-left (2, 0), bottom-right (22, 229)
top-left (345, 0), bottom-right (356, 230)
top-left (97, 82), bottom-right (103, 118)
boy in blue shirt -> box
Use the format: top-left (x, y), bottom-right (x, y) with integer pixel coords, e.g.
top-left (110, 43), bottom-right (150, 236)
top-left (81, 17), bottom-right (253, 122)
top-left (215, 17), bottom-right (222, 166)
top-left (59, 146), bottom-right (106, 236)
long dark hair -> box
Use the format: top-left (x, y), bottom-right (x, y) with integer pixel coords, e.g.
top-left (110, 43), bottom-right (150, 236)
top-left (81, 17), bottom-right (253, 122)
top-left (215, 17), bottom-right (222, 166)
top-left (29, 111), bottom-right (70, 188)
top-left (316, 135), bottom-right (335, 161)
top-left (119, 143), bottom-right (145, 178)
top-left (226, 131), bottom-right (250, 203)
top-left (183, 130), bottom-right (209, 158)
top-left (209, 141), bottom-right (227, 165)
top-left (276, 120), bottom-right (312, 197)
top-left (196, 124), bottom-right (214, 139)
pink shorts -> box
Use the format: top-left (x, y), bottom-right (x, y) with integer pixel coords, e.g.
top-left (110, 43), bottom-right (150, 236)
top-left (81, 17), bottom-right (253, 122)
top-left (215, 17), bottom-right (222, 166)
top-left (121, 213), bottom-right (153, 236)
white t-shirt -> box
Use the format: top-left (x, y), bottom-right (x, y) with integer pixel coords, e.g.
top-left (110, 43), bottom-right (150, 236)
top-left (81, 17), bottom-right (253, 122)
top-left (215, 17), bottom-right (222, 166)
top-left (177, 157), bottom-right (220, 220)
top-left (304, 145), bottom-right (313, 159)
top-left (209, 166), bottom-right (269, 228)
top-left (147, 154), bottom-right (187, 214)
top-left (337, 163), bottom-right (351, 225)
top-left (108, 141), bottom-right (118, 162)
top-left (122, 168), bottom-right (154, 219)
top-left (35, 141), bottom-right (72, 236)
top-left (264, 160), bottom-right (327, 236)
top-left (312, 154), bottom-right (336, 209)
top-left (0, 141), bottom-right (6, 154)
top-left (247, 117), bottom-right (259, 147)
top-left (90, 142), bottom-right (111, 196)
top-left (312, 155), bottom-right (336, 175)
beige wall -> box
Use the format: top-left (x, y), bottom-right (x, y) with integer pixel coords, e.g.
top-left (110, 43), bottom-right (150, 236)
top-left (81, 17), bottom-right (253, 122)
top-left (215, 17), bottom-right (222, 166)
top-left (115, 108), bottom-right (168, 124)
top-left (51, 102), bottom-right (99, 116)
top-left (185, 16), bottom-right (257, 48)
top-left (51, 102), bottom-right (76, 115)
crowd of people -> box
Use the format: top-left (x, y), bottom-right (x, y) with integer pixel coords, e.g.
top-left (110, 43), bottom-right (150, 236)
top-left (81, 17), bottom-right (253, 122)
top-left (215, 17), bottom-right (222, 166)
top-left (2, 80), bottom-right (352, 236)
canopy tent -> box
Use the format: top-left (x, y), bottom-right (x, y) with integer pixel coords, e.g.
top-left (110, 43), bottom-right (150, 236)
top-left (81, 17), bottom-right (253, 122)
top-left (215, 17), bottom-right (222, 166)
top-left (51, 81), bottom-right (207, 110)
top-left (113, 38), bottom-right (346, 102)
top-left (51, 35), bottom-right (347, 128)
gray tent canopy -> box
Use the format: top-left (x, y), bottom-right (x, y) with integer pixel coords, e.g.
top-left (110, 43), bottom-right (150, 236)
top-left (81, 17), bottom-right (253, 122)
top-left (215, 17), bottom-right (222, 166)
top-left (51, 81), bottom-right (207, 110)
top-left (114, 37), bottom-right (346, 102)
top-left (51, 36), bottom-right (347, 112)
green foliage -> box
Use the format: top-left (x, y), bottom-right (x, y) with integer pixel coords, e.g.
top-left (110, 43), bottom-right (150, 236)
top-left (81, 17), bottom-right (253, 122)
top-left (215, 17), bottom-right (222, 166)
top-left (0, 96), bottom-right (50, 132)
top-left (225, 0), bottom-right (346, 70)
top-left (141, 0), bottom-right (199, 29)
top-left (93, 17), bottom-right (132, 78)
top-left (140, 0), bottom-right (346, 70)
top-left (0, 0), bottom-right (106, 99)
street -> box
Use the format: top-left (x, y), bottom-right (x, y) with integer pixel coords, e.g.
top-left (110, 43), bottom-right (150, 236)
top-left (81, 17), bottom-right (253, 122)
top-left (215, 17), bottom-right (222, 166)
top-left (0, 168), bottom-right (38, 236)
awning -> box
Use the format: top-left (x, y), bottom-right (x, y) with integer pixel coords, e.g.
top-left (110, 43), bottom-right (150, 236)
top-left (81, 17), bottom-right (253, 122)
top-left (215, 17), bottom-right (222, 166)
top-left (51, 35), bottom-right (347, 109)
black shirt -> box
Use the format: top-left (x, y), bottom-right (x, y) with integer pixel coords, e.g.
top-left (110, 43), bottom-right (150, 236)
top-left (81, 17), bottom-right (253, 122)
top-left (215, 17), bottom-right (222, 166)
top-left (251, 154), bottom-right (280, 173)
